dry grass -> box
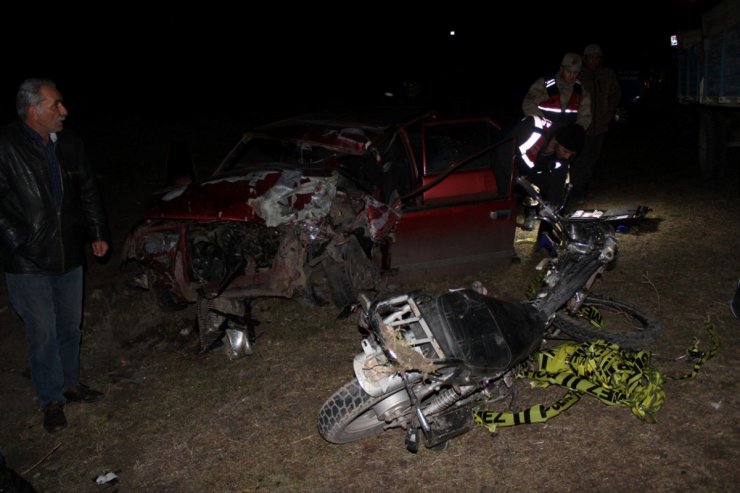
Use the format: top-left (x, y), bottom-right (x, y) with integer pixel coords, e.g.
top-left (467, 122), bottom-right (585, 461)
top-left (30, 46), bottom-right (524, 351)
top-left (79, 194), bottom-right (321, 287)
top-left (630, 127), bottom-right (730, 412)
top-left (1, 111), bottom-right (738, 492)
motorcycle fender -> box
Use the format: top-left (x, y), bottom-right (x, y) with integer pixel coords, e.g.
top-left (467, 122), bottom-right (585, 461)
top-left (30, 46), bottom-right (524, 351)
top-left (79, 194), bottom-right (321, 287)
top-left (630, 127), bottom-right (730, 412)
top-left (352, 350), bottom-right (406, 397)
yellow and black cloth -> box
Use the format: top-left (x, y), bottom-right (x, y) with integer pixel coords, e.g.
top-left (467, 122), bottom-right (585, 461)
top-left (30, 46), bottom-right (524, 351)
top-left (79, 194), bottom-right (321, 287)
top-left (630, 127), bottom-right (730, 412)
top-left (474, 319), bottom-right (719, 431)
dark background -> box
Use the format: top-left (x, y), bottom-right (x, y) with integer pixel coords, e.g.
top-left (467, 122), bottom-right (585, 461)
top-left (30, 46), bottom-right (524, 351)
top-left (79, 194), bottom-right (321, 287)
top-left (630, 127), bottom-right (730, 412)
top-left (0, 0), bottom-right (722, 128)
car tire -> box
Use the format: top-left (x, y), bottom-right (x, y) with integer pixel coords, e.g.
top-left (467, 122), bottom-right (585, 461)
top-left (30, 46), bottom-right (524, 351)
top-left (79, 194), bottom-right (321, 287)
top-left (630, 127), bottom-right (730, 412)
top-left (300, 268), bottom-right (332, 307)
top-left (321, 236), bottom-right (378, 308)
top-left (154, 286), bottom-right (189, 311)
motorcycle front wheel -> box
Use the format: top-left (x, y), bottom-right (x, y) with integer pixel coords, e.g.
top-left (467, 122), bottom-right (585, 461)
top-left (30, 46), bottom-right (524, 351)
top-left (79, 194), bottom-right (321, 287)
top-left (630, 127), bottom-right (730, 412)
top-left (318, 379), bottom-right (413, 444)
top-left (552, 294), bottom-right (661, 349)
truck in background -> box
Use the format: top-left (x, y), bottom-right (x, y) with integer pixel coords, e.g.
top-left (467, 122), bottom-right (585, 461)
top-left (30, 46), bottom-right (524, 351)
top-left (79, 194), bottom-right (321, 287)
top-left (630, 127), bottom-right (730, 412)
top-left (676, 0), bottom-right (740, 180)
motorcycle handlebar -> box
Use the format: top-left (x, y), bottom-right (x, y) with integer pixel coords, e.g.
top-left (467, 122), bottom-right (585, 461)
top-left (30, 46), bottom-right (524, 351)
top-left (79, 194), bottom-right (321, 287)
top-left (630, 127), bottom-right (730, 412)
top-left (515, 176), bottom-right (562, 227)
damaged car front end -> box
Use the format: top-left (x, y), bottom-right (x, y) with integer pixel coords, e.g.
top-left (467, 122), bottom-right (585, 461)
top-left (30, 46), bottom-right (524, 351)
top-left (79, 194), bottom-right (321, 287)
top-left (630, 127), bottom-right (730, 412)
top-left (122, 116), bottom-right (403, 358)
top-left (123, 108), bottom-right (518, 359)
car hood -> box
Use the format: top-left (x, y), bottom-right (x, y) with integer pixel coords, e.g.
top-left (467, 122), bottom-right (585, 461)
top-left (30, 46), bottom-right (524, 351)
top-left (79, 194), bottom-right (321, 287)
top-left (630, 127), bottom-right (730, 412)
top-left (144, 169), bottom-right (338, 227)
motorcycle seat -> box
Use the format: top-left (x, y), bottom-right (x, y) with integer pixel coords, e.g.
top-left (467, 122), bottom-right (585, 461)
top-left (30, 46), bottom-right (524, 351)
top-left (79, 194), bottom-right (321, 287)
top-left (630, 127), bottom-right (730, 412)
top-left (429, 289), bottom-right (545, 374)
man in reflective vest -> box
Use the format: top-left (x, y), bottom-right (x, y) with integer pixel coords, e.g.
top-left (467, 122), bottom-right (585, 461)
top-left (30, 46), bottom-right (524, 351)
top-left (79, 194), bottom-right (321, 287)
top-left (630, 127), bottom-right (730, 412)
top-left (522, 53), bottom-right (592, 132)
top-left (512, 116), bottom-right (585, 230)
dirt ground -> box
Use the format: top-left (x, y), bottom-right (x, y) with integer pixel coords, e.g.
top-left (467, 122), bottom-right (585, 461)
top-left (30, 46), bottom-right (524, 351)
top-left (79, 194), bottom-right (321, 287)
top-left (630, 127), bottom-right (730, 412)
top-left (0, 107), bottom-right (738, 493)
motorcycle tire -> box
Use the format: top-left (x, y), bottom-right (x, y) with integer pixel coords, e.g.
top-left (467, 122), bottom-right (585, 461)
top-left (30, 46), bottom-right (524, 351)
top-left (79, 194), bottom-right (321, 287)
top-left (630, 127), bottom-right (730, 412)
top-left (552, 294), bottom-right (661, 349)
top-left (318, 379), bottom-right (411, 444)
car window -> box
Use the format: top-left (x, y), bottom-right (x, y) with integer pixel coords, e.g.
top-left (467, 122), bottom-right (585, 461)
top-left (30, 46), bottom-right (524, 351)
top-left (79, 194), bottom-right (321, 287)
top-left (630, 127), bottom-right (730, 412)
top-left (420, 120), bottom-right (514, 201)
top-left (424, 122), bottom-right (498, 175)
top-left (403, 121), bottom-right (423, 176)
top-left (216, 136), bottom-right (387, 196)
top-left (379, 135), bottom-right (415, 201)
top-left (220, 138), bottom-right (338, 173)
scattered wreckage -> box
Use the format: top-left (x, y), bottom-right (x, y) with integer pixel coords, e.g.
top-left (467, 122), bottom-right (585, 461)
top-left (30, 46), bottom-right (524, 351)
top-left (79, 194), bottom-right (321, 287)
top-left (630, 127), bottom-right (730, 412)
top-left (122, 108), bottom-right (519, 358)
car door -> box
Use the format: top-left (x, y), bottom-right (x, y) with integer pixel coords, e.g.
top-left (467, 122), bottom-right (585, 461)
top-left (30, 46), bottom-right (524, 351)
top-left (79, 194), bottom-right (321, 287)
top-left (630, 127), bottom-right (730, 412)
top-left (390, 118), bottom-right (518, 280)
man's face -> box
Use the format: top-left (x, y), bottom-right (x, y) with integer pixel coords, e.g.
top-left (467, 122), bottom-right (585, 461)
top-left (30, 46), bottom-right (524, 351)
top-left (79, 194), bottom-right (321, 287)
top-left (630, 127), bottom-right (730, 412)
top-left (554, 142), bottom-right (576, 161)
top-left (584, 54), bottom-right (601, 70)
top-left (28, 84), bottom-right (68, 136)
top-left (560, 68), bottom-right (580, 84)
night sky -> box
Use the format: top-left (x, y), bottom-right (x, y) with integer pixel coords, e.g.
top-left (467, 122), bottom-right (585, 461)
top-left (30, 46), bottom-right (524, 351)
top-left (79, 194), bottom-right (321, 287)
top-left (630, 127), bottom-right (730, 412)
top-left (1, 0), bottom-right (723, 126)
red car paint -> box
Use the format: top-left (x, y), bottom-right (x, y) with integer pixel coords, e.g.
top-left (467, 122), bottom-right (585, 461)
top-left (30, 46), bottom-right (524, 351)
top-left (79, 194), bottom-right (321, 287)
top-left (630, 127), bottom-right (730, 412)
top-left (123, 107), bottom-right (518, 306)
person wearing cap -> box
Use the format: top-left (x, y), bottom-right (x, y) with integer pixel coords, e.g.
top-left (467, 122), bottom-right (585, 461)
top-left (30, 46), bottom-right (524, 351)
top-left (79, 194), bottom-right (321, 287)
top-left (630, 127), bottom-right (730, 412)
top-left (571, 44), bottom-right (621, 203)
top-left (522, 52), bottom-right (592, 132)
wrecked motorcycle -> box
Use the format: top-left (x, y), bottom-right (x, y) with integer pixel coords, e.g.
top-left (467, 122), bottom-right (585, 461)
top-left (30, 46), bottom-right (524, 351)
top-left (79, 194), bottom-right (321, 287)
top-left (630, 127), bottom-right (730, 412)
top-left (317, 176), bottom-right (660, 452)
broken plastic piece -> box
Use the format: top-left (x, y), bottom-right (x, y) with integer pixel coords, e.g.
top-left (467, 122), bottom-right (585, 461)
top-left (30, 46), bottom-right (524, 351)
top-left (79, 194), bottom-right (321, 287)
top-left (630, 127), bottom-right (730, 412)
top-left (95, 471), bottom-right (118, 485)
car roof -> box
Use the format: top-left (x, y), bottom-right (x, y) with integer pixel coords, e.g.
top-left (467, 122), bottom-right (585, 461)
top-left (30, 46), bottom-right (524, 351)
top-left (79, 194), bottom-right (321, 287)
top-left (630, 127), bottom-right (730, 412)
top-left (249, 107), bottom-right (437, 155)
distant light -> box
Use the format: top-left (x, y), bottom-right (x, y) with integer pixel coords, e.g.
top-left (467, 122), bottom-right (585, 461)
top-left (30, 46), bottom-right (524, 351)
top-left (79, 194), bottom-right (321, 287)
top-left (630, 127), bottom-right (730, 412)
top-left (449, 30), bottom-right (455, 37)
top-left (670, 34), bottom-right (678, 47)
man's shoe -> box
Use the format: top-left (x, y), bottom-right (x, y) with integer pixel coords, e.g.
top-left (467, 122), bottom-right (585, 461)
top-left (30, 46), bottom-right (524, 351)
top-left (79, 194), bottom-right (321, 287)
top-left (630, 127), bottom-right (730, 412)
top-left (43, 401), bottom-right (67, 433)
top-left (521, 216), bottom-right (536, 231)
top-left (64, 383), bottom-right (103, 403)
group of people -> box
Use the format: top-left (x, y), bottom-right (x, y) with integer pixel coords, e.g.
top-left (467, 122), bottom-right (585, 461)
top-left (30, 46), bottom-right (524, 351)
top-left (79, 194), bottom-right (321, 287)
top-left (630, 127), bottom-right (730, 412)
top-left (0, 44), bottom-right (736, 452)
top-left (513, 43), bottom-right (621, 229)
top-left (511, 47), bottom-right (740, 322)
top-left (0, 47), bottom-right (622, 437)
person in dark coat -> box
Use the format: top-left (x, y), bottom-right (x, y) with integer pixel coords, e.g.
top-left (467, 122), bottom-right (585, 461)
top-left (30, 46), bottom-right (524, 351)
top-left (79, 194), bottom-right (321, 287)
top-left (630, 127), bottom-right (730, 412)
top-left (571, 44), bottom-right (621, 203)
top-left (0, 78), bottom-right (110, 433)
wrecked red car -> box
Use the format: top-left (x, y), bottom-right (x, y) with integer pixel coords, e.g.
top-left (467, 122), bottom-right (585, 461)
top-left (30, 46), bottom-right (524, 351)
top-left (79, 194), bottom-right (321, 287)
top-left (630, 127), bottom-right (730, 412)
top-left (122, 108), bottom-right (519, 357)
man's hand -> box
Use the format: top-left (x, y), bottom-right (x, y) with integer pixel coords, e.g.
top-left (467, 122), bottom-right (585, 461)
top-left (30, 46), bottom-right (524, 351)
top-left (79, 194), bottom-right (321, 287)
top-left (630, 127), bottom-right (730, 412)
top-left (91, 240), bottom-right (109, 257)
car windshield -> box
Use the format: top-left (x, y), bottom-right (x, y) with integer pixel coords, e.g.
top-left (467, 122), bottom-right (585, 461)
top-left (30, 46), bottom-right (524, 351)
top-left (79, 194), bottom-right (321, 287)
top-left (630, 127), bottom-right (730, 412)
top-left (219, 137), bottom-right (346, 173)
top-left (216, 136), bottom-right (385, 193)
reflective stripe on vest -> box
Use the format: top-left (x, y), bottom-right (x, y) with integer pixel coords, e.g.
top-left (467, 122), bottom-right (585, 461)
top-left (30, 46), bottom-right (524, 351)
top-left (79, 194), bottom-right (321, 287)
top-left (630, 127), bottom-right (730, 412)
top-left (519, 116), bottom-right (551, 168)
top-left (537, 78), bottom-right (583, 115)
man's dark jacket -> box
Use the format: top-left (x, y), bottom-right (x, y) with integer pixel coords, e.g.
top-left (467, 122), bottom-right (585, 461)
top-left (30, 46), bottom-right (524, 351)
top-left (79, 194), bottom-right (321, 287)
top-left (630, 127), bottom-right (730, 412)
top-left (0, 120), bottom-right (109, 274)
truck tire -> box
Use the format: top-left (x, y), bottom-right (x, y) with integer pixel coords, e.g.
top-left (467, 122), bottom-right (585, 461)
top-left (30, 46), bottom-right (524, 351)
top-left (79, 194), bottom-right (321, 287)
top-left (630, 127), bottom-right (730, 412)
top-left (698, 110), bottom-right (727, 179)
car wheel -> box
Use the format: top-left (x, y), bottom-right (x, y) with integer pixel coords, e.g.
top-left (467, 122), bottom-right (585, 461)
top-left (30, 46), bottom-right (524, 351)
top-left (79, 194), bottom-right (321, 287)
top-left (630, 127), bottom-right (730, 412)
top-left (154, 286), bottom-right (189, 311)
top-left (321, 236), bottom-right (378, 308)
top-left (299, 268), bottom-right (332, 307)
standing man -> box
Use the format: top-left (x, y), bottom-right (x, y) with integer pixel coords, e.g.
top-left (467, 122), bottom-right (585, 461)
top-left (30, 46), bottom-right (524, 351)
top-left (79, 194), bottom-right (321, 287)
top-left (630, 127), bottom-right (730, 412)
top-left (571, 44), bottom-right (621, 203)
top-left (522, 52), bottom-right (592, 132)
top-left (0, 78), bottom-right (109, 433)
